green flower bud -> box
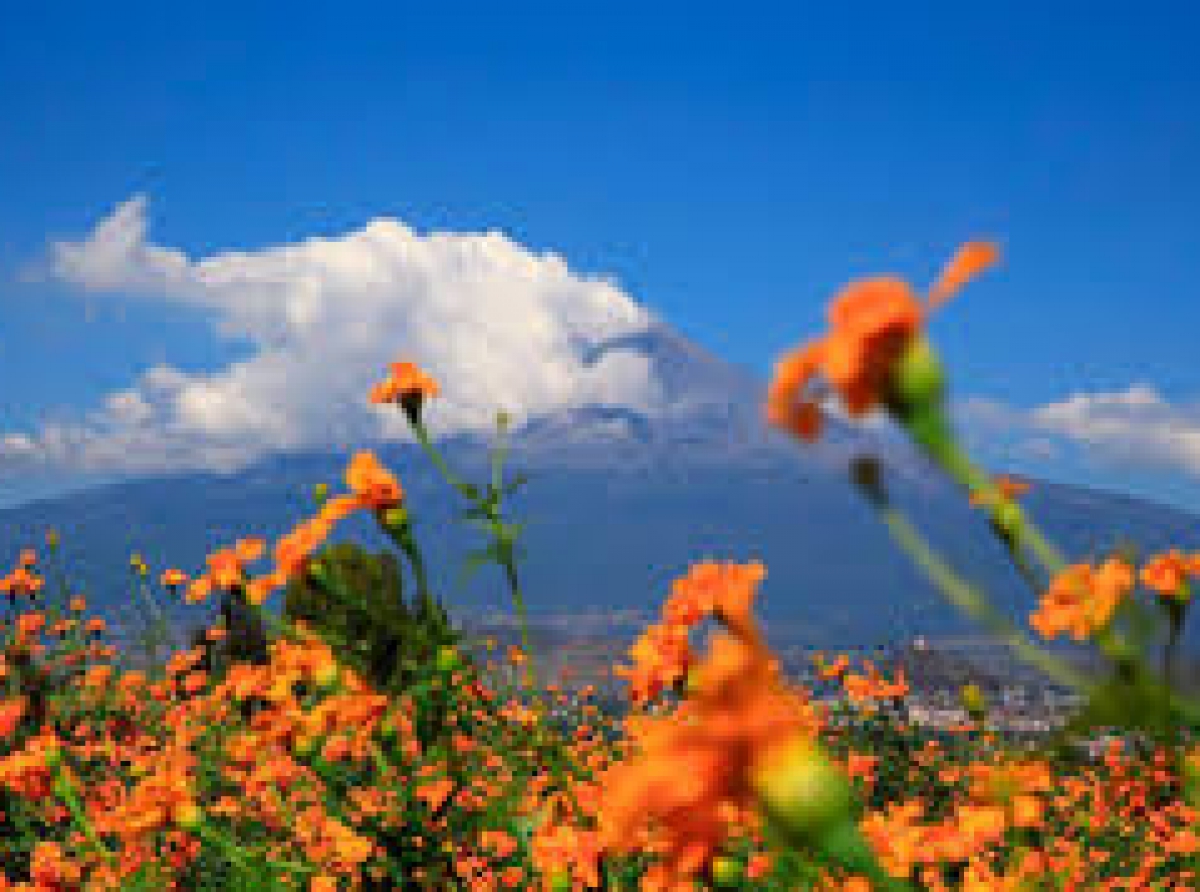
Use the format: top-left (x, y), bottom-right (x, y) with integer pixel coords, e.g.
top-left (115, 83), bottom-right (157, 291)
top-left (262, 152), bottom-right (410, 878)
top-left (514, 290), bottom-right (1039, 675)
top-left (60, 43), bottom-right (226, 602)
top-left (174, 802), bottom-right (204, 830)
top-left (313, 482), bottom-right (329, 506)
top-left (315, 662), bottom-right (340, 690)
top-left (436, 646), bottom-right (461, 673)
top-left (43, 743), bottom-right (62, 771)
top-left (751, 737), bottom-right (852, 844)
top-left (382, 506), bottom-right (409, 530)
top-left (891, 336), bottom-right (945, 416)
top-left (711, 856), bottom-right (742, 886)
top-left (548, 869), bottom-right (572, 892)
top-left (960, 683), bottom-right (987, 721)
top-left (991, 500), bottom-right (1024, 542)
top-left (307, 559), bottom-right (331, 586)
top-left (294, 734), bottom-right (322, 758)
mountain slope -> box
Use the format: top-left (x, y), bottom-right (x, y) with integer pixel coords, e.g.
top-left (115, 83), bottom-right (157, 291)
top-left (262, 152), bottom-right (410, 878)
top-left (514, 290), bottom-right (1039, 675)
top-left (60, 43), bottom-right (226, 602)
top-left (3, 319), bottom-right (1199, 655)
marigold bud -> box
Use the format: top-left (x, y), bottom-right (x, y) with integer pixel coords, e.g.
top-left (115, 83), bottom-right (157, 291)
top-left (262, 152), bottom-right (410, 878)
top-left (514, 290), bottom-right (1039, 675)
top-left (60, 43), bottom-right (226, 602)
top-left (992, 500), bottom-right (1024, 541)
top-left (711, 856), bottom-right (742, 886)
top-left (960, 683), bottom-right (987, 721)
top-left (174, 802), bottom-right (203, 829)
top-left (890, 337), bottom-right (945, 418)
top-left (750, 737), bottom-right (851, 844)
top-left (436, 646), bottom-right (461, 672)
top-left (315, 662), bottom-right (340, 689)
top-left (294, 733), bottom-right (321, 758)
top-left (43, 743), bottom-right (62, 770)
top-left (382, 506), bottom-right (409, 530)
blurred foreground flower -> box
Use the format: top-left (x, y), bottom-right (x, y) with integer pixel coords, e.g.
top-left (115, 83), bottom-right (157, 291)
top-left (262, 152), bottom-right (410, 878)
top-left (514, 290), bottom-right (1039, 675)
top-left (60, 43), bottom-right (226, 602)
top-left (766, 241), bottom-right (998, 442)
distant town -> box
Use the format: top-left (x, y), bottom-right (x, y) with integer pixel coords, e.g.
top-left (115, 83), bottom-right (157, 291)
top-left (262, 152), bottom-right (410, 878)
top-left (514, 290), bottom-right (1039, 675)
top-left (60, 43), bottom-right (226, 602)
top-left (456, 615), bottom-right (1184, 758)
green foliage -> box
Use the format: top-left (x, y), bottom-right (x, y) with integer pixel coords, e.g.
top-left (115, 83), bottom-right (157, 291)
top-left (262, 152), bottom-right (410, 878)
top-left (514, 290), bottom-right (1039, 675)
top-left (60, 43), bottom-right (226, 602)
top-left (216, 588), bottom-right (271, 669)
top-left (282, 542), bottom-right (457, 695)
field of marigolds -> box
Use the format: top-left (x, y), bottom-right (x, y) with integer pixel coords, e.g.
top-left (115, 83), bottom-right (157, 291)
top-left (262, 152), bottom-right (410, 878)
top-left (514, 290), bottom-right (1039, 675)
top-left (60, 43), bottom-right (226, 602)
top-left (4, 241), bottom-right (1200, 891)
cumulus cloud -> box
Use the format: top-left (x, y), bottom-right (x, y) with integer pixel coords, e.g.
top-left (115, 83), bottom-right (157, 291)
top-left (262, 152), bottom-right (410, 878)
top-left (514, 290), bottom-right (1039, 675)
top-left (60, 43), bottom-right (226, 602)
top-left (956, 385), bottom-right (1200, 477)
top-left (3, 195), bottom-right (670, 477)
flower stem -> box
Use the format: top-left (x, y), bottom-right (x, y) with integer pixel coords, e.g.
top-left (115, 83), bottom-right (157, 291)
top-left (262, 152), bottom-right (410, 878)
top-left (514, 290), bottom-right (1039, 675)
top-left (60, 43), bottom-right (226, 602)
top-left (875, 501), bottom-right (1092, 693)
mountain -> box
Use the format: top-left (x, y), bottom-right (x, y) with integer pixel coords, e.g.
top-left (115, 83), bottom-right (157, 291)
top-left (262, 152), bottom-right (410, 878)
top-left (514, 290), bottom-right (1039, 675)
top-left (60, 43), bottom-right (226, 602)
top-left (3, 320), bottom-right (1200, 658)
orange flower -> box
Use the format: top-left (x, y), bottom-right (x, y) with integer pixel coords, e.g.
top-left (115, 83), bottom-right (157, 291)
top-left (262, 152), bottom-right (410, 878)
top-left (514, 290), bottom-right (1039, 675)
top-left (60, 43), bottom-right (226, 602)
top-left (345, 451), bottom-right (404, 510)
top-left (245, 571), bottom-right (287, 606)
top-left (1030, 557), bottom-right (1134, 641)
top-left (969, 474), bottom-right (1030, 508)
top-left (160, 568), bottom-right (189, 588)
top-left (0, 698), bottom-right (26, 737)
top-left (370, 359), bottom-right (441, 422)
top-left (614, 620), bottom-right (692, 705)
top-left (207, 548), bottom-right (247, 591)
top-left (274, 516), bottom-right (334, 581)
top-left (597, 561), bottom-right (824, 889)
top-left (766, 241), bottom-right (998, 441)
top-left (235, 537), bottom-right (265, 563)
top-left (665, 560), bottom-right (767, 642)
top-left (1141, 550), bottom-right (1192, 600)
top-left (416, 777), bottom-right (455, 813)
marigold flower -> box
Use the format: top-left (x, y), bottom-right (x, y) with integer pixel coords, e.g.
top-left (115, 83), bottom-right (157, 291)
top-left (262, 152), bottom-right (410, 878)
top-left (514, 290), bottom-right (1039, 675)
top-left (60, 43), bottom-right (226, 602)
top-left (766, 241), bottom-right (998, 442)
top-left (1030, 557), bottom-right (1134, 641)
top-left (160, 568), bottom-right (188, 588)
top-left (597, 561), bottom-right (824, 889)
top-left (1141, 549), bottom-right (1192, 600)
top-left (370, 359), bottom-right (441, 424)
top-left (345, 451), bottom-right (404, 510)
top-left (0, 697), bottom-right (26, 737)
top-left (968, 474), bottom-right (1030, 508)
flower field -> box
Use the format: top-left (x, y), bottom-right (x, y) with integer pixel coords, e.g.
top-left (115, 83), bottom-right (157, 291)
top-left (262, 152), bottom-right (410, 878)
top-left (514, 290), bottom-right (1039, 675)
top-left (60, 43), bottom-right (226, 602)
top-left (4, 243), bottom-right (1200, 890)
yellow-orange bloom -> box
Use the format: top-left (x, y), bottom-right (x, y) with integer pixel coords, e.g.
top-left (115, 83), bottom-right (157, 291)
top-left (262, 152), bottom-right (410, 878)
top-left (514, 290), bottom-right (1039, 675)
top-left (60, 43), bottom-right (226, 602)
top-left (968, 474), bottom-right (1030, 508)
top-left (160, 568), bottom-right (188, 588)
top-left (345, 451), bottom-right (404, 510)
top-left (1030, 557), bottom-right (1134, 641)
top-left (1141, 549), bottom-right (1192, 600)
top-left (370, 360), bottom-right (440, 411)
top-left (598, 561), bottom-right (823, 889)
top-left (766, 241), bottom-right (998, 442)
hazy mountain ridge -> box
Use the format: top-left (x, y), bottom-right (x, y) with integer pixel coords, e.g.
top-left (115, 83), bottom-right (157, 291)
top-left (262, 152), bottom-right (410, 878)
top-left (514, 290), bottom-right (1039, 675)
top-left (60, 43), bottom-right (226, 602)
top-left (3, 318), bottom-right (1200, 652)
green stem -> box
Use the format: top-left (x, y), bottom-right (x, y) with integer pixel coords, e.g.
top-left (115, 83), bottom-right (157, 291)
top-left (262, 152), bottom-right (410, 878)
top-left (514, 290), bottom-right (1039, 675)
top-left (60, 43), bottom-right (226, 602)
top-left (411, 419), bottom-right (476, 502)
top-left (411, 416), bottom-right (538, 688)
top-left (52, 770), bottom-right (116, 867)
top-left (502, 555), bottom-right (537, 690)
top-left (876, 503), bottom-right (1091, 693)
top-left (906, 410), bottom-right (1067, 577)
top-left (191, 819), bottom-right (318, 877)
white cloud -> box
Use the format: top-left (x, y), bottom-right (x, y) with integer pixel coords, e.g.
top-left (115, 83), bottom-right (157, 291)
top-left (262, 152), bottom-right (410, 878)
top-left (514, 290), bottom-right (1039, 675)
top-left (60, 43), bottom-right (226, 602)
top-left (955, 385), bottom-right (1200, 477)
top-left (4, 195), bottom-right (669, 477)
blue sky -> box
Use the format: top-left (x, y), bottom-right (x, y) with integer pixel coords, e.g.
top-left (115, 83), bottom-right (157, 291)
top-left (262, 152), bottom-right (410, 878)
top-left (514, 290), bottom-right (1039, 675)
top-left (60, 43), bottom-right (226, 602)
top-left (3, 1), bottom-right (1200, 510)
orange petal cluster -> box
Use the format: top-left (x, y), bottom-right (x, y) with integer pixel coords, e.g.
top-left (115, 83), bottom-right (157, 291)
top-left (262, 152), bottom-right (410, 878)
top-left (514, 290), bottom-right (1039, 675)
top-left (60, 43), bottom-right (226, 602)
top-left (370, 359), bottom-right (441, 405)
top-left (598, 561), bottom-right (823, 890)
top-left (1029, 557), bottom-right (1135, 641)
top-left (766, 241), bottom-right (998, 442)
